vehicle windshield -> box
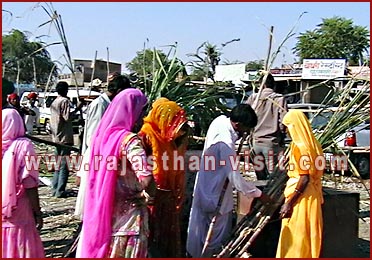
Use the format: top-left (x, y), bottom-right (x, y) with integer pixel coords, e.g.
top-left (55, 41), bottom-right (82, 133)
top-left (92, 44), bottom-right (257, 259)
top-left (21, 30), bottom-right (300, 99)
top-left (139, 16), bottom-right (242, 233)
top-left (309, 111), bottom-right (334, 130)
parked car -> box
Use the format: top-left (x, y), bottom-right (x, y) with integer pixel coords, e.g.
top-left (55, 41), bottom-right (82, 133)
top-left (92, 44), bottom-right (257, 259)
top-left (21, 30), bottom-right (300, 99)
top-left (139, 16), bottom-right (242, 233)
top-left (38, 89), bottom-right (101, 134)
top-left (287, 103), bottom-right (370, 179)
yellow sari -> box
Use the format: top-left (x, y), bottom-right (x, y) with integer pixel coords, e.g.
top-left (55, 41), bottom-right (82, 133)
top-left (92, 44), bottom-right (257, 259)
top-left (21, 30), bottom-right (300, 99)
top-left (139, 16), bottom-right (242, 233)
top-left (276, 109), bottom-right (324, 258)
top-left (139, 98), bottom-right (188, 257)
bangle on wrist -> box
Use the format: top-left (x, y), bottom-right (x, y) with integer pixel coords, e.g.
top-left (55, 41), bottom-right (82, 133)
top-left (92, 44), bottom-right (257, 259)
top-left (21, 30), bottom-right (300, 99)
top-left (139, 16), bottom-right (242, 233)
top-left (294, 188), bottom-right (303, 194)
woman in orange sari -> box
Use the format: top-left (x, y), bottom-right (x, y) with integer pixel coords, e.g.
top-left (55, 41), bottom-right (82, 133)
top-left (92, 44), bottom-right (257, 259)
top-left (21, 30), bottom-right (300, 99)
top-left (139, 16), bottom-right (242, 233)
top-left (139, 98), bottom-right (189, 257)
top-left (276, 109), bottom-right (324, 258)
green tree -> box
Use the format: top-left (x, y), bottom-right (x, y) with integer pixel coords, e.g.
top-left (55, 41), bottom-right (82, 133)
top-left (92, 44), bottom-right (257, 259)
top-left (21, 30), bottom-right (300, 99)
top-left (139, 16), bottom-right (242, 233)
top-left (246, 59), bottom-right (265, 71)
top-left (187, 42), bottom-right (222, 81)
top-left (293, 16), bottom-right (370, 65)
top-left (2, 29), bottom-right (57, 84)
top-left (126, 48), bottom-right (168, 78)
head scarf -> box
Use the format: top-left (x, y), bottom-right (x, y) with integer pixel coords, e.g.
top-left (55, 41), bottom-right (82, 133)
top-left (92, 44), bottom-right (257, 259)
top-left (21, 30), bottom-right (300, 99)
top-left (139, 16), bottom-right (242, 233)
top-left (139, 98), bottom-right (187, 206)
top-left (283, 109), bottom-right (323, 177)
top-left (80, 88), bottom-right (147, 258)
top-left (8, 93), bottom-right (19, 101)
top-left (27, 92), bottom-right (38, 99)
top-left (2, 109), bottom-right (38, 219)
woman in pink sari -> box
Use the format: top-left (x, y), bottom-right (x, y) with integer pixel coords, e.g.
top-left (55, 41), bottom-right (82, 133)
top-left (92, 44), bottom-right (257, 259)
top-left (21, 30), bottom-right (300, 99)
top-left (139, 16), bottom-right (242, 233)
top-left (78, 88), bottom-right (154, 258)
top-left (2, 109), bottom-right (45, 258)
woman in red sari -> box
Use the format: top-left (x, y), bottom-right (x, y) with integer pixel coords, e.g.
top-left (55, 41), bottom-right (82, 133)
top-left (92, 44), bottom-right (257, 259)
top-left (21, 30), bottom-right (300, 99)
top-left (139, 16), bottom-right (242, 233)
top-left (139, 97), bottom-right (189, 257)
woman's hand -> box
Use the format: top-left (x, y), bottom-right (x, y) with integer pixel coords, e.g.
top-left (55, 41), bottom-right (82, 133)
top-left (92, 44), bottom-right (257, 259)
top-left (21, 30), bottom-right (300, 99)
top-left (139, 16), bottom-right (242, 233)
top-left (279, 202), bottom-right (293, 219)
top-left (142, 190), bottom-right (155, 205)
top-left (34, 213), bottom-right (43, 230)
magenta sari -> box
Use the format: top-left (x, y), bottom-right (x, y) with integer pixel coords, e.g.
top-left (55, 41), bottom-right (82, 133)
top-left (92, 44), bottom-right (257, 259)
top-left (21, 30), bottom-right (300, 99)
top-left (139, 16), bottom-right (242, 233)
top-left (2, 109), bottom-right (45, 258)
top-left (79, 89), bottom-right (148, 258)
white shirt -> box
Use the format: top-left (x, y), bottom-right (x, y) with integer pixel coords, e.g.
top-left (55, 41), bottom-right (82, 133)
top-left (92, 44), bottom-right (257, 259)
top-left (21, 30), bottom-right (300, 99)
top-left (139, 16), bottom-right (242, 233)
top-left (193, 115), bottom-right (261, 215)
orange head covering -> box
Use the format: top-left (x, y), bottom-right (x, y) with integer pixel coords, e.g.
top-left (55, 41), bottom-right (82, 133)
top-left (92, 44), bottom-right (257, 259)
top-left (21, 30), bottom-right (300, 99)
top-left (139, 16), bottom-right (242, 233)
top-left (140, 98), bottom-right (188, 208)
top-left (283, 109), bottom-right (323, 177)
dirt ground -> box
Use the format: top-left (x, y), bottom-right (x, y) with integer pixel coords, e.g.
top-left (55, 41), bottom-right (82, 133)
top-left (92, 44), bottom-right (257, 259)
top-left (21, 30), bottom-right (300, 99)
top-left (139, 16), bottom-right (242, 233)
top-left (33, 135), bottom-right (370, 258)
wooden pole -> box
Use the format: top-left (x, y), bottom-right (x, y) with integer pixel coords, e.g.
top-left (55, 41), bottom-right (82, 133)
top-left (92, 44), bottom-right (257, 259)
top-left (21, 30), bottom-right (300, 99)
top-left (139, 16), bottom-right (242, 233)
top-left (106, 47), bottom-right (110, 80)
top-left (252, 26), bottom-right (274, 110)
top-left (200, 135), bottom-right (248, 257)
top-left (264, 26), bottom-right (274, 71)
top-left (16, 61), bottom-right (20, 95)
top-left (26, 134), bottom-right (79, 152)
top-left (32, 57), bottom-right (37, 87)
top-left (89, 51), bottom-right (98, 97)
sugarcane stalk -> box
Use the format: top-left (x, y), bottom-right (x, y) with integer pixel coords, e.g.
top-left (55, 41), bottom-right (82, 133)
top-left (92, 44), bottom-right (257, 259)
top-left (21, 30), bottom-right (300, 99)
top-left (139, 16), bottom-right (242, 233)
top-left (216, 157), bottom-right (288, 258)
top-left (236, 194), bottom-right (284, 258)
top-left (26, 134), bottom-right (79, 152)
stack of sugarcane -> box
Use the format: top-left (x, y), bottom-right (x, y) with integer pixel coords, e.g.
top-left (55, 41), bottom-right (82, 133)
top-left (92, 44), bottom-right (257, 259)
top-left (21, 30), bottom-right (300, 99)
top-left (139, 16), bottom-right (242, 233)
top-left (216, 155), bottom-right (289, 258)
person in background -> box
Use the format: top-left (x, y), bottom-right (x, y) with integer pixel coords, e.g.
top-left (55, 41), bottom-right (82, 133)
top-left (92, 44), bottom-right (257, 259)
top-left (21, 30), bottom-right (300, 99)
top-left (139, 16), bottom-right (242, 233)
top-left (246, 73), bottom-right (288, 180)
top-left (276, 109), bottom-right (324, 258)
top-left (186, 104), bottom-right (271, 258)
top-left (7, 93), bottom-right (36, 120)
top-left (138, 97), bottom-right (190, 257)
top-left (24, 92), bottom-right (41, 135)
top-left (74, 73), bottom-right (132, 219)
top-left (80, 73), bottom-right (132, 154)
top-left (50, 81), bottom-right (82, 198)
top-left (2, 109), bottom-right (44, 258)
top-left (77, 89), bottom-right (153, 258)
top-left (2, 78), bottom-right (15, 109)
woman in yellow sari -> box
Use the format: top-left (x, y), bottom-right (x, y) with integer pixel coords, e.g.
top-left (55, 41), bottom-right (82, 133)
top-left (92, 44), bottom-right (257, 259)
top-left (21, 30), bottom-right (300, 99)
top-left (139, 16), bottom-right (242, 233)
top-left (276, 109), bottom-right (324, 258)
top-left (139, 98), bottom-right (189, 257)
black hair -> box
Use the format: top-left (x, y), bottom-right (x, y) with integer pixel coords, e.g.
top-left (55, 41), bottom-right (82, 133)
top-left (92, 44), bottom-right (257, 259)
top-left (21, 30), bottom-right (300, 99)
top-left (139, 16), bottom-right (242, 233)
top-left (261, 73), bottom-right (275, 89)
top-left (56, 81), bottom-right (69, 96)
top-left (2, 78), bottom-right (15, 105)
top-left (230, 104), bottom-right (258, 128)
top-left (107, 75), bottom-right (131, 93)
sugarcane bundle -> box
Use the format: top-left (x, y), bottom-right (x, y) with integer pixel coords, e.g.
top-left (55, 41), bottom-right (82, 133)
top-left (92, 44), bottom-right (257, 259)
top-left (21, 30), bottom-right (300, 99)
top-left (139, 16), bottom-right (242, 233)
top-left (216, 162), bottom-right (288, 258)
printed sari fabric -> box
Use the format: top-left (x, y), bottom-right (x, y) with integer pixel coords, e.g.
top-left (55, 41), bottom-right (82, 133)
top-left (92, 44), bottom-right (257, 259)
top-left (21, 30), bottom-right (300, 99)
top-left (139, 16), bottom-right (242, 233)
top-left (276, 109), bottom-right (324, 258)
top-left (2, 109), bottom-right (45, 258)
top-left (78, 89), bottom-right (150, 258)
top-left (139, 98), bottom-right (188, 257)
top-left (107, 134), bottom-right (151, 258)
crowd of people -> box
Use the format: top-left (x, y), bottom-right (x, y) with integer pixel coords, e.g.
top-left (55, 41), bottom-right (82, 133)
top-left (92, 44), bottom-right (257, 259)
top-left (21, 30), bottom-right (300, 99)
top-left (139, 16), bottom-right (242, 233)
top-left (2, 73), bottom-right (325, 258)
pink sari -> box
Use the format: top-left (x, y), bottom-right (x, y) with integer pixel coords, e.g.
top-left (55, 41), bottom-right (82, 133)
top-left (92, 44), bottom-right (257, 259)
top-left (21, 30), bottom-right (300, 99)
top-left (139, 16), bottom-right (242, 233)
top-left (79, 89), bottom-right (148, 258)
top-left (2, 109), bottom-right (45, 258)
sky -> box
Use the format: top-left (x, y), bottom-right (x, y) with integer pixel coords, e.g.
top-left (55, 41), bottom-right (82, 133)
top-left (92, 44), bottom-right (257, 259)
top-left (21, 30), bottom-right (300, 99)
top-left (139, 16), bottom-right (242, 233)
top-left (2, 2), bottom-right (370, 74)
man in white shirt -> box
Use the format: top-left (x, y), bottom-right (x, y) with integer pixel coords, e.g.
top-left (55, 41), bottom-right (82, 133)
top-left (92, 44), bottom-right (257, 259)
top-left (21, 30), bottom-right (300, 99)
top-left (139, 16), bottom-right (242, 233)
top-left (75, 73), bottom-right (132, 218)
top-left (186, 104), bottom-right (271, 257)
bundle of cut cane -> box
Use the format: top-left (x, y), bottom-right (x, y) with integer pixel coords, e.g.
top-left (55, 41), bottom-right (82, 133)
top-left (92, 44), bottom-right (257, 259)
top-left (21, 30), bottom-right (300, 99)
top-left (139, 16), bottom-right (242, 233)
top-left (216, 154), bottom-right (288, 258)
